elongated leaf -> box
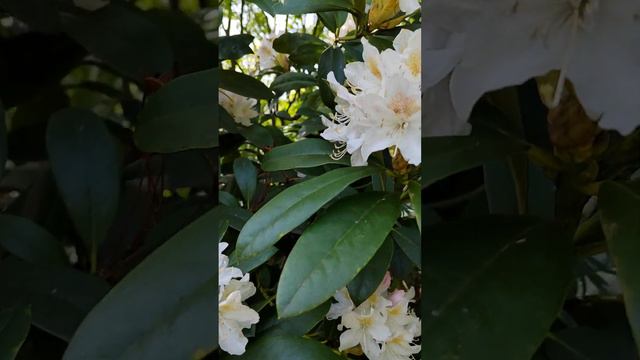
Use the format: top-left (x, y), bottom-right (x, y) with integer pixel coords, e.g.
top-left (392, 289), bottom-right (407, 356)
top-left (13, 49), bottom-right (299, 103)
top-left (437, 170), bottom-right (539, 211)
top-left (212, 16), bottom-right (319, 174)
top-left (64, 207), bottom-right (219, 360)
top-left (0, 257), bottom-right (109, 341)
top-left (423, 123), bottom-right (526, 187)
top-left (220, 70), bottom-right (274, 99)
top-left (600, 181), bottom-right (640, 350)
top-left (277, 192), bottom-right (400, 318)
top-left (218, 34), bottom-right (254, 60)
top-left (270, 72), bottom-right (317, 93)
top-left (46, 108), bottom-right (120, 266)
top-left (223, 335), bottom-right (344, 360)
top-left (391, 223), bottom-right (421, 269)
top-left (347, 237), bottom-right (394, 306)
top-left (423, 216), bottom-right (572, 360)
top-left (235, 166), bottom-right (379, 261)
top-left (0, 305), bottom-right (31, 360)
top-left (0, 215), bottom-right (67, 266)
top-left (318, 11), bottom-right (349, 33)
top-left (408, 180), bottom-right (421, 231)
top-left (318, 46), bottom-right (346, 84)
top-left (233, 158), bottom-right (258, 206)
top-left (61, 2), bottom-right (173, 81)
top-left (135, 68), bottom-right (218, 153)
top-left (262, 138), bottom-right (348, 171)
top-left (273, 0), bottom-right (360, 15)
top-left (273, 33), bottom-right (326, 54)
top-left (259, 302), bottom-right (330, 336)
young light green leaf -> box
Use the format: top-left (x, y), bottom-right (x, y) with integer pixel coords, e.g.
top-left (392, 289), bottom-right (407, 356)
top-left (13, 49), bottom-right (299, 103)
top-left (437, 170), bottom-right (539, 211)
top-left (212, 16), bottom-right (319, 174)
top-left (0, 305), bottom-right (31, 360)
top-left (134, 68), bottom-right (218, 153)
top-left (600, 181), bottom-right (640, 350)
top-left (277, 192), bottom-right (400, 318)
top-left (234, 166), bottom-right (379, 261)
top-left (261, 138), bottom-right (349, 171)
top-left (0, 215), bottom-right (67, 266)
top-left (46, 108), bottom-right (120, 270)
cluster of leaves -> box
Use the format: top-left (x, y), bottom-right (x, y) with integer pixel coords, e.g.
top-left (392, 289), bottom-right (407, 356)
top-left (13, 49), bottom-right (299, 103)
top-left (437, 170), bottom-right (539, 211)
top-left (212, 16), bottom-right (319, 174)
top-left (422, 83), bottom-right (640, 359)
top-left (217, 0), bottom-right (422, 358)
top-left (0, 0), bottom-right (220, 359)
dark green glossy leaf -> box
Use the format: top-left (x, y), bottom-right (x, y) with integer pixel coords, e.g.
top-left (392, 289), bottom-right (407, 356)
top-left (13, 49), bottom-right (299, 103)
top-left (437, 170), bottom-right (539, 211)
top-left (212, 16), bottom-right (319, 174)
top-left (0, 305), bottom-right (31, 360)
top-left (235, 246), bottom-right (278, 273)
top-left (423, 216), bottom-right (573, 360)
top-left (318, 11), bottom-right (348, 33)
top-left (347, 237), bottom-right (394, 306)
top-left (220, 70), bottom-right (274, 99)
top-left (218, 34), bottom-right (254, 60)
top-left (408, 180), bottom-right (421, 231)
top-left (270, 72), bottom-right (317, 93)
top-left (238, 124), bottom-right (274, 148)
top-left (223, 335), bottom-right (344, 360)
top-left (0, 215), bottom-right (67, 266)
top-left (259, 302), bottom-right (330, 336)
top-left (423, 123), bottom-right (526, 187)
top-left (234, 166), bottom-right (379, 261)
top-left (277, 192), bottom-right (400, 318)
top-left (391, 223), bottom-right (421, 269)
top-left (289, 44), bottom-right (326, 65)
top-left (247, 0), bottom-right (276, 15)
top-left (318, 46), bottom-right (346, 84)
top-left (0, 257), bottom-right (109, 341)
top-left (61, 2), bottom-right (173, 81)
top-left (262, 138), bottom-right (348, 171)
top-left (64, 207), bottom-right (219, 359)
top-left (600, 181), bottom-right (640, 350)
top-left (135, 68), bottom-right (218, 153)
top-left (273, 33), bottom-right (326, 54)
top-left (46, 108), bottom-right (120, 266)
top-left (233, 158), bottom-right (258, 205)
top-left (273, 0), bottom-right (360, 15)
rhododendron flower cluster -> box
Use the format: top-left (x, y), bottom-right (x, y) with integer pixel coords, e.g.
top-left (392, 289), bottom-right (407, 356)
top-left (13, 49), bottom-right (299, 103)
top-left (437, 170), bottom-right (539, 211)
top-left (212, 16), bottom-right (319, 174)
top-left (327, 273), bottom-right (421, 360)
top-left (321, 29), bottom-right (421, 166)
top-left (218, 89), bottom-right (258, 127)
top-left (218, 242), bottom-right (259, 355)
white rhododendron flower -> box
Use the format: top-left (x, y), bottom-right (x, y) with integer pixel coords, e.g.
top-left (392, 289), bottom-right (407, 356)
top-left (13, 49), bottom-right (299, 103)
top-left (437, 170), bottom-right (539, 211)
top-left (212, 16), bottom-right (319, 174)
top-left (321, 29), bottom-right (421, 166)
top-left (327, 272), bottom-right (421, 360)
top-left (256, 36), bottom-right (289, 70)
top-left (428, 0), bottom-right (640, 134)
top-left (218, 89), bottom-right (259, 127)
top-left (399, 0), bottom-right (421, 14)
top-left (218, 242), bottom-right (259, 355)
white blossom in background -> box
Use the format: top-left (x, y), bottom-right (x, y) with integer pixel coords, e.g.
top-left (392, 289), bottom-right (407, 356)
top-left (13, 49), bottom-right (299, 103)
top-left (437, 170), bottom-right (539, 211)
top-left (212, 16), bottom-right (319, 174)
top-left (429, 0), bottom-right (640, 134)
top-left (218, 89), bottom-right (259, 127)
top-left (321, 29), bottom-right (421, 166)
top-left (218, 242), bottom-right (259, 355)
top-left (327, 272), bottom-right (421, 360)
top-left (255, 35), bottom-right (289, 70)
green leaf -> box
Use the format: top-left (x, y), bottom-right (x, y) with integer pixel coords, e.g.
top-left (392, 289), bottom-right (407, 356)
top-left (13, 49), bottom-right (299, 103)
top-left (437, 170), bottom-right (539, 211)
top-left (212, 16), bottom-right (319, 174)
top-left (423, 216), bottom-right (573, 360)
top-left (391, 223), bottom-right (421, 269)
top-left (238, 124), bottom-right (274, 147)
top-left (262, 138), bottom-right (348, 171)
top-left (233, 158), bottom-right (258, 206)
top-left (277, 192), bottom-right (400, 318)
top-left (289, 44), bottom-right (326, 66)
top-left (600, 181), bottom-right (640, 350)
top-left (273, 0), bottom-right (360, 15)
top-left (46, 108), bottom-right (120, 269)
top-left (0, 0), bottom-right (60, 32)
top-left (220, 70), bottom-right (274, 99)
top-left (235, 246), bottom-right (278, 273)
top-left (318, 11), bottom-right (348, 33)
top-left (0, 100), bottom-right (6, 179)
top-left (247, 0), bottom-right (276, 15)
top-left (0, 305), bottom-right (31, 360)
top-left (347, 237), bottom-right (394, 306)
top-left (423, 123), bottom-right (526, 187)
top-left (63, 207), bottom-right (219, 360)
top-left (272, 33), bottom-right (326, 54)
top-left (408, 180), bottom-right (421, 232)
top-left (223, 335), bottom-right (344, 360)
top-left (60, 2), bottom-right (173, 81)
top-left (0, 215), bottom-right (67, 266)
top-left (270, 72), bottom-right (318, 93)
top-left (318, 46), bottom-right (346, 84)
top-left (234, 166), bottom-right (379, 261)
top-left (0, 257), bottom-right (109, 341)
top-left (218, 34), bottom-right (255, 60)
top-left (259, 302), bottom-right (330, 336)
top-left (135, 68), bottom-right (218, 153)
